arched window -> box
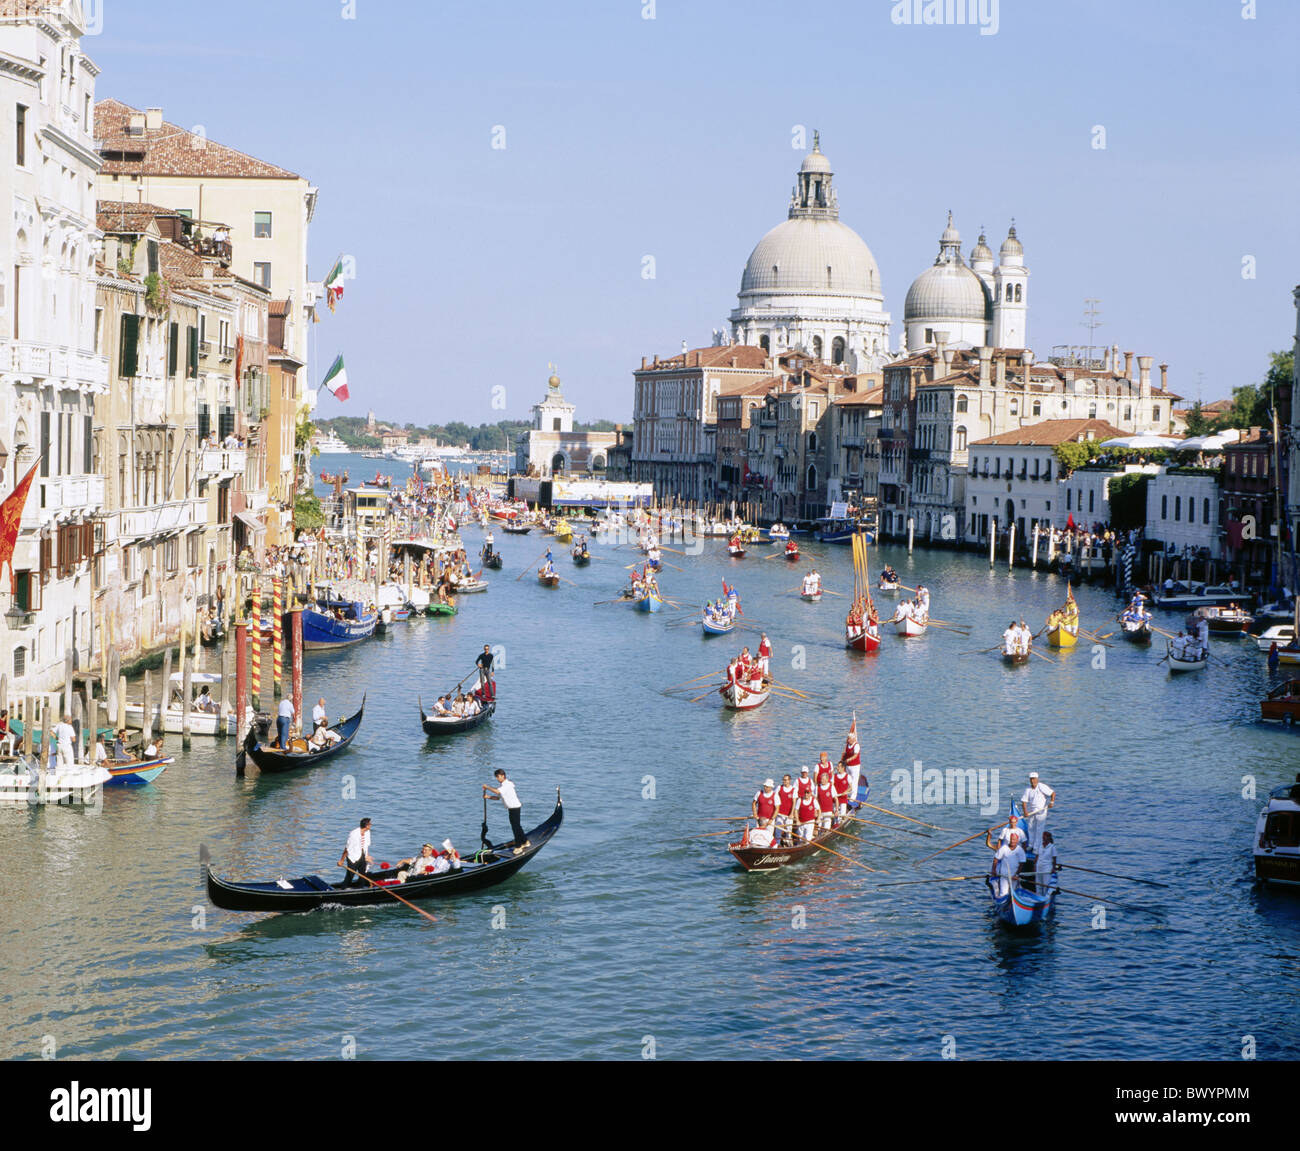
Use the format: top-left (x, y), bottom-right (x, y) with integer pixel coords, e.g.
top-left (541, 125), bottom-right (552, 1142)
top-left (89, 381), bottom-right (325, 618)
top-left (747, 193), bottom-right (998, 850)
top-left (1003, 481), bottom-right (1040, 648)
top-left (807, 464), bottom-right (818, 490)
top-left (807, 432), bottom-right (817, 453)
top-left (759, 335), bottom-right (770, 353)
top-left (1174, 495), bottom-right (1181, 521)
top-left (811, 335), bottom-right (822, 359)
top-left (831, 337), bottom-right (845, 365)
top-left (955, 426), bottom-right (967, 451)
top-left (956, 394), bottom-right (968, 413)
top-left (1032, 400), bottom-right (1041, 417)
top-left (1005, 284), bottom-right (1013, 301)
top-left (1161, 494), bottom-right (1168, 519)
top-left (1014, 284), bottom-right (1022, 302)
top-left (591, 454), bottom-right (606, 472)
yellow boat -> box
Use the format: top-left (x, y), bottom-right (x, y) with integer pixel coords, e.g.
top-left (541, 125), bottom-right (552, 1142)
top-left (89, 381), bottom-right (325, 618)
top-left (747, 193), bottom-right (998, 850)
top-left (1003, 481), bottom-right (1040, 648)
top-left (553, 518), bottom-right (572, 541)
top-left (1046, 587), bottom-right (1080, 648)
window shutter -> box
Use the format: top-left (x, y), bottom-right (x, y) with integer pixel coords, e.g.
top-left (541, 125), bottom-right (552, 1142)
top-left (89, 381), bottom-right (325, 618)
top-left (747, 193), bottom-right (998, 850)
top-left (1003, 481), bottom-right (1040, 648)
top-left (168, 321), bottom-right (178, 377)
top-left (120, 313), bottom-right (140, 377)
top-left (187, 325), bottom-right (198, 378)
top-left (84, 414), bottom-right (92, 473)
top-left (40, 410), bottom-right (50, 477)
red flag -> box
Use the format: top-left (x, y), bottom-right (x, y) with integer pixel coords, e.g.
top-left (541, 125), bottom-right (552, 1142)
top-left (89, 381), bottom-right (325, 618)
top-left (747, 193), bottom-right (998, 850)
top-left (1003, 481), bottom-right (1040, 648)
top-left (235, 333), bottom-right (245, 390)
top-left (0, 462), bottom-right (40, 594)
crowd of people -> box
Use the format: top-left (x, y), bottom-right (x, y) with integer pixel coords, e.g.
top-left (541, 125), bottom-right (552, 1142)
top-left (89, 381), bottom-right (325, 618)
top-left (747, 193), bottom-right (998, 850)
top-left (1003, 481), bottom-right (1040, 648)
top-left (743, 723), bottom-right (863, 848)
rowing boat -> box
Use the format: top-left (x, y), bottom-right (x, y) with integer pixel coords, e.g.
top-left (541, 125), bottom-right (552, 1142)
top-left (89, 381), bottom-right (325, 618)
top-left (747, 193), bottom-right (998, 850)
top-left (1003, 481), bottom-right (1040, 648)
top-left (425, 602), bottom-right (458, 617)
top-left (633, 589), bottom-right (663, 612)
top-left (240, 702), bottom-right (364, 774)
top-left (702, 609), bottom-right (736, 635)
top-left (1166, 639), bottom-right (1207, 672)
top-left (456, 580), bottom-right (489, 594)
top-left (845, 620), bottom-right (880, 652)
top-left (572, 549), bottom-right (591, 566)
top-left (1046, 587), bottom-right (1079, 648)
top-left (719, 680), bottom-right (769, 710)
top-left (419, 697), bottom-right (495, 735)
top-left (988, 874), bottom-right (1058, 927)
top-left (728, 544), bottom-right (746, 558)
top-left (538, 571), bottom-right (560, 588)
top-left (104, 755), bottom-right (174, 786)
top-left (894, 614), bottom-right (927, 637)
top-left (205, 793), bottom-right (563, 913)
top-left (801, 589), bottom-right (822, 603)
top-left (502, 523), bottom-right (532, 535)
top-left (1119, 617), bottom-right (1152, 644)
top-left (1001, 648), bottom-right (1031, 665)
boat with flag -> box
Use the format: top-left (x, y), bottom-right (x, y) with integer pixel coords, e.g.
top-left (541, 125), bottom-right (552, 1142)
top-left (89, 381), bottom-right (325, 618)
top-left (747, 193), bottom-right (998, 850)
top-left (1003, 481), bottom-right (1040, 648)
top-left (1046, 587), bottom-right (1079, 648)
top-left (845, 530), bottom-right (880, 653)
top-left (986, 803), bottom-right (1059, 927)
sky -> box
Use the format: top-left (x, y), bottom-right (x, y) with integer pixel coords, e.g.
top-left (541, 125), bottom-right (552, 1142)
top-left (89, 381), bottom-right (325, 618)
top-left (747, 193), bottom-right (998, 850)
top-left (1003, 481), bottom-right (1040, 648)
top-left (86, 0), bottom-right (1300, 427)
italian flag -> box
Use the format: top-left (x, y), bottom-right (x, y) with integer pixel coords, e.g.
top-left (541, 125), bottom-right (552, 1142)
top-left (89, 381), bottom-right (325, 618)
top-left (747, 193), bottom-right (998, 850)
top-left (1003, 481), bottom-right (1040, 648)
top-left (324, 256), bottom-right (345, 312)
top-left (322, 354), bottom-right (349, 402)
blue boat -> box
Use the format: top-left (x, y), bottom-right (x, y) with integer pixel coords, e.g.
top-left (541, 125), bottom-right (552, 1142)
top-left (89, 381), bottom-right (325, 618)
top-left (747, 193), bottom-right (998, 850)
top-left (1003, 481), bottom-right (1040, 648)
top-left (702, 610), bottom-right (735, 635)
top-left (634, 590), bottom-right (663, 613)
top-left (104, 756), bottom-right (173, 786)
top-left (302, 594), bottom-right (378, 649)
top-left (987, 873), bottom-right (1058, 927)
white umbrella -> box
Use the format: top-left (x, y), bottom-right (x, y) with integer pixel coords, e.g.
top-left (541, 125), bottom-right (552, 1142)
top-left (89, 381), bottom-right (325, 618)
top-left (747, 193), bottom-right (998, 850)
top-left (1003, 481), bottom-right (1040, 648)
top-left (1176, 431), bottom-right (1239, 452)
top-left (1099, 435), bottom-right (1183, 449)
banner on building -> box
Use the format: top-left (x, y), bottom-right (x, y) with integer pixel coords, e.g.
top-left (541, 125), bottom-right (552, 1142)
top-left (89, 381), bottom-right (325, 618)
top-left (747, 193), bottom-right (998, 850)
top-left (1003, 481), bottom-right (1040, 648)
top-left (0, 461), bottom-right (41, 594)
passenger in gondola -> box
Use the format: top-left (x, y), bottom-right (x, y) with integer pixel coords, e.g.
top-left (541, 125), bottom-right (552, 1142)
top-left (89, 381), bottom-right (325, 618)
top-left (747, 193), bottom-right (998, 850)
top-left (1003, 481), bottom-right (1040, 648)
top-left (747, 819), bottom-right (775, 849)
top-left (113, 729), bottom-right (130, 761)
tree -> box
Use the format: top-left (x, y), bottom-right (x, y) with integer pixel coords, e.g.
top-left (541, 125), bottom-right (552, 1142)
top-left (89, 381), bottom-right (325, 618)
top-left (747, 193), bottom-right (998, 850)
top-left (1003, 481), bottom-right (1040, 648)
top-left (1183, 401), bottom-right (1216, 437)
top-left (1211, 350), bottom-right (1292, 431)
top-left (294, 492), bottom-right (324, 534)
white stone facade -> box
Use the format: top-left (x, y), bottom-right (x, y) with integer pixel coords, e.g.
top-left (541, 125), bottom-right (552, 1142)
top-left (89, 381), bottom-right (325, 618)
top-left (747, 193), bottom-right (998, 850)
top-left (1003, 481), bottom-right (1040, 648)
top-left (1147, 470), bottom-right (1221, 558)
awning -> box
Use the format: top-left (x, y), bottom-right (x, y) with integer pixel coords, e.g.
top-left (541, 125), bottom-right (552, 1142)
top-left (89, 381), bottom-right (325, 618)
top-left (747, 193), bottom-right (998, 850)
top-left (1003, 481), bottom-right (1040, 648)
top-left (234, 511), bottom-right (265, 533)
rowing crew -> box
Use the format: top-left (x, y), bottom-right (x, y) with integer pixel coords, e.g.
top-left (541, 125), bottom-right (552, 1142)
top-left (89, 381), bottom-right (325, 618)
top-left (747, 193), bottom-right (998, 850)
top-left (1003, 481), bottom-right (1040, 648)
top-left (705, 599), bottom-right (735, 625)
top-left (880, 565), bottom-right (899, 585)
top-left (896, 597), bottom-right (929, 625)
top-left (802, 571), bottom-right (822, 596)
top-left (1002, 619), bottom-right (1033, 655)
top-left (1121, 594), bottom-right (1151, 625)
top-left (749, 763), bottom-right (854, 847)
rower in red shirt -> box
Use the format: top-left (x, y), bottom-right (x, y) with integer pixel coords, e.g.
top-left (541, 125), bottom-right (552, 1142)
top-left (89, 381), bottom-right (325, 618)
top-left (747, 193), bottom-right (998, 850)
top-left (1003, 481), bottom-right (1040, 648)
top-left (832, 764), bottom-right (852, 817)
top-left (796, 765), bottom-right (814, 801)
top-left (815, 774), bottom-right (836, 830)
top-left (814, 750), bottom-right (833, 786)
top-left (795, 788), bottom-right (818, 842)
top-left (774, 773), bottom-right (797, 845)
top-left (751, 778), bottom-right (779, 823)
top-left (757, 634), bottom-right (772, 678)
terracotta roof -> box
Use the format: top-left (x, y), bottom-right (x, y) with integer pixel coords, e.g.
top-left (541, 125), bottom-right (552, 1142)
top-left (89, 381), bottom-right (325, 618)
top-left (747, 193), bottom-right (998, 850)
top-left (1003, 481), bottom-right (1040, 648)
top-left (969, 418), bottom-right (1128, 447)
top-left (96, 98), bottom-right (301, 180)
top-left (268, 299), bottom-right (291, 317)
top-left (0, 1), bottom-right (58, 16)
top-left (718, 376), bottom-right (780, 397)
top-left (833, 385), bottom-right (884, 406)
top-left (640, 345), bottom-right (769, 372)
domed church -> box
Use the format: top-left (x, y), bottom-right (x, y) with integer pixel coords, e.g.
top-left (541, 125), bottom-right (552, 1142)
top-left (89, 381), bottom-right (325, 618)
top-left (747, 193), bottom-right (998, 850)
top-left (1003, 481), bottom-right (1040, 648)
top-left (903, 214), bottom-right (1028, 352)
top-left (728, 134), bottom-right (892, 373)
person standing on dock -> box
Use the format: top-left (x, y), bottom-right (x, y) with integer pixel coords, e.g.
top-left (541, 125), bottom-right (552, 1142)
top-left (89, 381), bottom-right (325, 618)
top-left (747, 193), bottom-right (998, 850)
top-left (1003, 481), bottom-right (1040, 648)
top-left (54, 714), bottom-right (77, 767)
top-left (484, 769), bottom-right (529, 855)
top-left (1021, 772), bottom-right (1055, 853)
top-left (339, 818), bottom-right (373, 887)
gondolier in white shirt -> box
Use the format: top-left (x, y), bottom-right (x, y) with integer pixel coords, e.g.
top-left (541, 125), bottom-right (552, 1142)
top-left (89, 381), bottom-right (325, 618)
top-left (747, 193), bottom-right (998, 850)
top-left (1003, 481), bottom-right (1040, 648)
top-left (1002, 621), bottom-right (1018, 655)
top-left (991, 832), bottom-right (1026, 899)
top-left (1035, 831), bottom-right (1058, 890)
top-left (484, 769), bottom-right (530, 855)
top-left (1020, 772), bottom-right (1055, 853)
top-left (275, 696), bottom-right (295, 750)
top-left (339, 817), bottom-right (373, 887)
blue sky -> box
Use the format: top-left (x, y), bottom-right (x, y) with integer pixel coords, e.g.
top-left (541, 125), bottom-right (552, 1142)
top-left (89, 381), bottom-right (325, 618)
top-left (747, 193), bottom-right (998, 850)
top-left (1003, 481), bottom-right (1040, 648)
top-left (88, 0), bottom-right (1299, 425)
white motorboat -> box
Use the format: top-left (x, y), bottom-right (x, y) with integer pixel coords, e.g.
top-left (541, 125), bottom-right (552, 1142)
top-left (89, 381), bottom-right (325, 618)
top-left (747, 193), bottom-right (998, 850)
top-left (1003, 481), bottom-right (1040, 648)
top-left (0, 759), bottom-right (111, 805)
top-left (123, 672), bottom-right (235, 736)
top-left (1152, 583), bottom-right (1251, 610)
top-left (1254, 777), bottom-right (1300, 886)
top-left (1256, 625), bottom-right (1297, 651)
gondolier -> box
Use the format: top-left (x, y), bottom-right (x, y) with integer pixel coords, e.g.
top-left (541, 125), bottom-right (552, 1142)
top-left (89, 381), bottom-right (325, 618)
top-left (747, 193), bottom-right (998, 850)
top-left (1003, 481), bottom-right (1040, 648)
top-left (339, 817), bottom-right (373, 887)
top-left (276, 696), bottom-right (295, 750)
top-left (477, 644), bottom-right (495, 686)
top-left (757, 634), bottom-right (772, 677)
top-left (840, 718), bottom-right (863, 804)
top-left (990, 830), bottom-right (1026, 899)
top-left (1020, 772), bottom-right (1055, 852)
top-left (485, 769), bottom-right (530, 855)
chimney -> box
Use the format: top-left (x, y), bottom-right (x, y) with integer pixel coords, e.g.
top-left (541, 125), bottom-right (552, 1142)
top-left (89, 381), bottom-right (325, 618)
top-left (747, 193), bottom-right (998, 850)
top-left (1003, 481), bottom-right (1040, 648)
top-left (145, 108), bottom-right (163, 131)
top-left (1138, 356), bottom-right (1152, 395)
top-left (128, 111), bottom-right (145, 135)
top-left (641, 356), bottom-right (647, 369)
top-left (978, 346), bottom-right (992, 387)
top-left (1159, 363), bottom-right (1168, 390)
top-left (994, 353), bottom-right (1006, 388)
top-left (681, 339), bottom-right (688, 355)
top-left (1123, 350), bottom-right (1134, 379)
top-left (934, 331), bottom-right (951, 380)
top-left (730, 356), bottom-right (737, 368)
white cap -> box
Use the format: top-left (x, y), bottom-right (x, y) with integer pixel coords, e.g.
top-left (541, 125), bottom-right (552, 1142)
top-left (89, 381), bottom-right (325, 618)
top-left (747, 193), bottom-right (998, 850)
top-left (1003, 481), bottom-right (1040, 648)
top-left (800, 766), bottom-right (810, 775)
top-left (1029, 771), bottom-right (1039, 778)
top-left (763, 778), bottom-right (775, 788)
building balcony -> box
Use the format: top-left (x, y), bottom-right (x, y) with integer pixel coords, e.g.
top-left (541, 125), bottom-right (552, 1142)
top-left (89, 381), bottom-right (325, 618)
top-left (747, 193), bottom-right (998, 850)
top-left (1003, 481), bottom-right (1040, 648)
top-left (220, 344), bottom-right (236, 362)
top-left (840, 435), bottom-right (865, 448)
top-left (245, 488), bottom-right (269, 513)
top-left (120, 500), bottom-right (204, 539)
top-left (199, 447), bottom-right (247, 478)
top-left (5, 341), bottom-right (107, 391)
top-left (35, 473), bottom-right (105, 518)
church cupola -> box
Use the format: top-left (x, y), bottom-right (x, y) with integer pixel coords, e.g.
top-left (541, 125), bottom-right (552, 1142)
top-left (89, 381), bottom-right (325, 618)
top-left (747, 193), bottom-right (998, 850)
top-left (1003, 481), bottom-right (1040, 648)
top-left (790, 131), bottom-right (838, 220)
top-left (970, 228), bottom-right (994, 275)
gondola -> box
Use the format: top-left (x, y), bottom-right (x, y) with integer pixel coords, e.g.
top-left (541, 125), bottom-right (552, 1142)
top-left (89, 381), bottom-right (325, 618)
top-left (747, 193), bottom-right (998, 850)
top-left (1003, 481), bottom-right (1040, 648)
top-left (1119, 617), bottom-right (1152, 644)
top-left (538, 571), bottom-right (560, 588)
top-left (239, 700), bottom-right (364, 774)
top-left (204, 792), bottom-right (563, 913)
top-left (1166, 640), bottom-right (1207, 672)
top-left (482, 551), bottom-right (504, 570)
top-left (419, 696), bottom-right (495, 735)
top-left (502, 523), bottom-right (532, 535)
top-left (572, 548), bottom-right (591, 566)
top-left (988, 874), bottom-right (1058, 927)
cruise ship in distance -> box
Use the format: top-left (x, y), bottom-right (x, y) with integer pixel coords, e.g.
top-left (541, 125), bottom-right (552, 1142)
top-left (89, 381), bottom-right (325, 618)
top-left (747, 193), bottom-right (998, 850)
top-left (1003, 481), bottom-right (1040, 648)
top-left (315, 430), bottom-right (349, 454)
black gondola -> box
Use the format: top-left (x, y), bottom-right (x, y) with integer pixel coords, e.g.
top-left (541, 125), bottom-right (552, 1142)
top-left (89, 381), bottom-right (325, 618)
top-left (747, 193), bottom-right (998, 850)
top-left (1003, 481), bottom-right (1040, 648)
top-left (419, 696), bottom-right (495, 735)
top-left (199, 616), bottom-right (225, 647)
top-left (572, 548), bottom-right (590, 566)
top-left (240, 698), bottom-right (365, 773)
top-left (204, 792), bottom-right (562, 912)
top-left (481, 549), bottom-right (503, 570)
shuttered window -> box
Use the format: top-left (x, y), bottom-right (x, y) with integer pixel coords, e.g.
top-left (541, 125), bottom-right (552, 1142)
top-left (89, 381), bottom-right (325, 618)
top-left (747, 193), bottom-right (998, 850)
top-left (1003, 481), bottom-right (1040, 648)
top-left (120, 313), bottom-right (140, 377)
top-left (167, 321), bottom-right (179, 377)
top-left (40, 410), bottom-right (50, 478)
top-left (186, 325), bottom-right (198, 378)
top-left (83, 415), bottom-right (92, 473)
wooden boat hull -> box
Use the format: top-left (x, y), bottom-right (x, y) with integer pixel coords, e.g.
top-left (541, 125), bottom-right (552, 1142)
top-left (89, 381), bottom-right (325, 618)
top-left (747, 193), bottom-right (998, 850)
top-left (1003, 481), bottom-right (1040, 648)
top-left (104, 756), bottom-right (173, 786)
top-left (1166, 641), bottom-right (1207, 672)
top-left (1047, 624), bottom-right (1078, 648)
top-left (572, 552), bottom-right (591, 566)
top-left (240, 702), bottom-right (364, 773)
top-left (420, 698), bottom-right (495, 735)
top-left (206, 796), bottom-right (563, 912)
top-left (729, 803), bottom-right (863, 871)
top-left (538, 574), bottom-right (560, 588)
top-left (988, 877), bottom-right (1058, 927)
top-left (801, 591), bottom-right (822, 603)
top-left (302, 607), bottom-right (378, 649)
top-left (895, 616), bottom-right (927, 637)
top-left (846, 624), bottom-right (880, 653)
top-left (702, 614), bottom-right (735, 635)
top-left (728, 547), bottom-right (746, 558)
top-left (1001, 650), bottom-right (1031, 665)
top-left (502, 524), bottom-right (532, 535)
top-left (1120, 621), bottom-right (1152, 644)
top-left (482, 553), bottom-right (503, 570)
top-left (633, 592), bottom-right (663, 612)
top-left (784, 550), bottom-right (800, 561)
top-left (719, 681), bottom-right (769, 709)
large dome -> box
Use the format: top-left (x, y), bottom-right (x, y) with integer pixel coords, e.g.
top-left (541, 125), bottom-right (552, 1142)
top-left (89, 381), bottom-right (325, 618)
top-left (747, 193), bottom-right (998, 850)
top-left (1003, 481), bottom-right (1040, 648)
top-left (740, 217), bottom-right (883, 298)
top-left (904, 261), bottom-right (990, 323)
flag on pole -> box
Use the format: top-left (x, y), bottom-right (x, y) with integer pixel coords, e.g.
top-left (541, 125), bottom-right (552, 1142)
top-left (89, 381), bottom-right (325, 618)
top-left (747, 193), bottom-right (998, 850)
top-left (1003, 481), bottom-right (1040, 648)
top-left (0, 461), bottom-right (40, 594)
top-left (322, 354), bottom-right (349, 402)
top-left (324, 256), bottom-right (345, 313)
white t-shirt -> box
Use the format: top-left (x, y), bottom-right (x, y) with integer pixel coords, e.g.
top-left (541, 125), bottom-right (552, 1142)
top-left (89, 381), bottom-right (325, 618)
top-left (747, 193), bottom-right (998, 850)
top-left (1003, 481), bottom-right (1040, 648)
top-left (312, 703), bottom-right (327, 726)
top-left (1021, 783), bottom-right (1054, 816)
top-left (55, 722), bottom-right (76, 747)
top-left (998, 824), bottom-right (1026, 846)
top-left (994, 843), bottom-right (1026, 886)
top-left (496, 779), bottom-right (520, 809)
top-left (748, 826), bottom-right (775, 848)
top-left (278, 699), bottom-right (295, 719)
top-left (345, 827), bottom-right (370, 861)
top-left (1035, 842), bottom-right (1058, 880)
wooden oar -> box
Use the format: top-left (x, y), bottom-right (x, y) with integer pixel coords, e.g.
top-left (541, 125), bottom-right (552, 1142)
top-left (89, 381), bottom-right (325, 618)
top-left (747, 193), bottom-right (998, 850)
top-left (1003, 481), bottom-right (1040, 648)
top-left (913, 822), bottom-right (1007, 865)
top-left (846, 815), bottom-right (932, 839)
top-left (664, 671), bottom-right (726, 691)
top-left (1149, 624), bottom-right (1180, 641)
top-left (516, 547), bottom-right (550, 581)
top-left (345, 867), bottom-right (438, 924)
top-left (859, 801), bottom-right (950, 831)
top-left (961, 644), bottom-right (1005, 656)
top-left (688, 684), bottom-right (726, 703)
top-left (1060, 862), bottom-right (1169, 888)
top-left (1029, 649), bottom-right (1058, 664)
top-left (875, 874), bottom-right (988, 887)
top-left (554, 574), bottom-right (579, 588)
top-left (826, 825), bottom-right (909, 858)
top-left (767, 679), bottom-right (810, 698)
top-left (805, 836), bottom-right (885, 874)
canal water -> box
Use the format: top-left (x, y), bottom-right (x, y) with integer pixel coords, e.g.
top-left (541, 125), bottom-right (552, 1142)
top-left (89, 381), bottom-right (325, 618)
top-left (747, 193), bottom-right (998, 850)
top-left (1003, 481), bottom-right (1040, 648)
top-left (2, 458), bottom-right (1298, 1060)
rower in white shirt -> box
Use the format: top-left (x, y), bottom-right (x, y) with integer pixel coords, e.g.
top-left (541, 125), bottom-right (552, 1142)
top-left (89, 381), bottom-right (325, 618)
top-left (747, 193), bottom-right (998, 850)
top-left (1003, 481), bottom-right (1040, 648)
top-left (1035, 831), bottom-right (1059, 889)
top-left (991, 833), bottom-right (1027, 899)
top-left (1003, 621), bottom-right (1018, 655)
top-left (1020, 771), bottom-right (1055, 853)
top-left (747, 819), bottom-right (775, 849)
